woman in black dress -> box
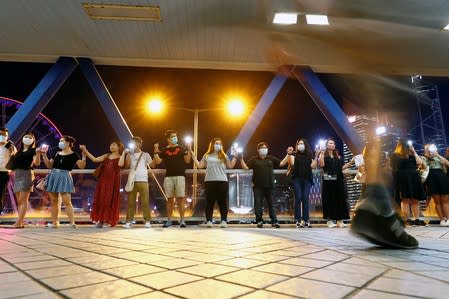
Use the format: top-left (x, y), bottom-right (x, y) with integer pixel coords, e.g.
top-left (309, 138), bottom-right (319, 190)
top-left (390, 140), bottom-right (426, 226)
top-left (318, 138), bottom-right (349, 228)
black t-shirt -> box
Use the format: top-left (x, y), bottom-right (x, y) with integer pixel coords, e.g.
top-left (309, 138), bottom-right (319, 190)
top-left (292, 153), bottom-right (313, 182)
top-left (14, 148), bottom-right (36, 170)
top-left (159, 146), bottom-right (188, 177)
top-left (247, 155), bottom-right (281, 188)
top-left (52, 152), bottom-right (80, 171)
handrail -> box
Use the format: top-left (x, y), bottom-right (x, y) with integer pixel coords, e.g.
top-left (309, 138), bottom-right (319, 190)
top-left (29, 169), bottom-right (358, 174)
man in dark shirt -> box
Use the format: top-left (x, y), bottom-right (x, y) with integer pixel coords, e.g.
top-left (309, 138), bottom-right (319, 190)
top-left (241, 142), bottom-right (289, 228)
top-left (154, 130), bottom-right (191, 227)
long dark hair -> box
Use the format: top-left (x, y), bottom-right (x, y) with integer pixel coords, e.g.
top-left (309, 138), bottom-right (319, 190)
top-left (324, 138), bottom-right (341, 159)
top-left (295, 138), bottom-right (313, 158)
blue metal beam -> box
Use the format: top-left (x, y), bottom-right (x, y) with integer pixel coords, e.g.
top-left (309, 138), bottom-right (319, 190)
top-left (292, 66), bottom-right (364, 154)
top-left (7, 57), bottom-right (78, 142)
top-left (231, 67), bottom-right (291, 151)
top-left (78, 57), bottom-right (133, 142)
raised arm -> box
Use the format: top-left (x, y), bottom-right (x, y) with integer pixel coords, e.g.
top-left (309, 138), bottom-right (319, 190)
top-left (318, 151), bottom-right (325, 168)
top-left (41, 152), bottom-right (53, 169)
top-left (311, 149), bottom-right (320, 169)
top-left (76, 152), bottom-right (87, 169)
top-left (410, 146), bottom-right (423, 166)
top-left (153, 143), bottom-right (163, 165)
top-left (33, 149), bottom-right (41, 167)
top-left (184, 143), bottom-right (192, 164)
top-left (226, 156), bottom-right (238, 169)
top-left (79, 145), bottom-right (107, 163)
top-left (438, 153), bottom-right (449, 167)
top-left (118, 150), bottom-right (130, 168)
top-left (191, 151), bottom-right (206, 169)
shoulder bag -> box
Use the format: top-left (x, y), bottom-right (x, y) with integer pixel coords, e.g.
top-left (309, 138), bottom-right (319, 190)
top-left (125, 152), bottom-right (143, 192)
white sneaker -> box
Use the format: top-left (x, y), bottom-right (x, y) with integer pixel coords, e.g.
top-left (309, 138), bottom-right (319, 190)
top-left (336, 220), bottom-right (347, 228)
top-left (123, 222), bottom-right (133, 229)
top-left (220, 220), bottom-right (228, 228)
top-left (145, 222), bottom-right (152, 228)
top-left (327, 220), bottom-right (336, 228)
top-left (206, 221), bottom-right (213, 228)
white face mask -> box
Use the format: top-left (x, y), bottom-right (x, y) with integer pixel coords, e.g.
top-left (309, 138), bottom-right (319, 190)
top-left (0, 135), bottom-right (6, 143)
top-left (58, 141), bottom-right (66, 150)
top-left (259, 148), bottom-right (268, 156)
top-left (297, 144), bottom-right (305, 152)
top-left (214, 144), bottom-right (222, 152)
top-left (22, 137), bottom-right (34, 146)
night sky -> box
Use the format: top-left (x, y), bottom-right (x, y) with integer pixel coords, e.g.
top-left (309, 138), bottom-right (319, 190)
top-left (1, 61), bottom-right (448, 162)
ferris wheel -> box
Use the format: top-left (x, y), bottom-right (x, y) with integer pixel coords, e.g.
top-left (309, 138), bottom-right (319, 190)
top-left (0, 96), bottom-right (63, 156)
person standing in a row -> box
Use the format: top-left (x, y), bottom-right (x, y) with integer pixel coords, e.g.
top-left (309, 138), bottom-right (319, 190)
top-left (421, 144), bottom-right (449, 226)
top-left (191, 137), bottom-right (237, 228)
top-left (0, 127), bottom-right (16, 214)
top-left (42, 135), bottom-right (86, 228)
top-left (390, 140), bottom-right (426, 226)
top-left (80, 141), bottom-right (125, 228)
top-left (11, 132), bottom-right (41, 228)
top-left (241, 142), bottom-right (290, 228)
top-left (319, 138), bottom-right (350, 228)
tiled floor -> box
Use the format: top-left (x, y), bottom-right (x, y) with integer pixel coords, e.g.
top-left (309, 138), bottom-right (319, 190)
top-left (1, 224), bottom-right (449, 298)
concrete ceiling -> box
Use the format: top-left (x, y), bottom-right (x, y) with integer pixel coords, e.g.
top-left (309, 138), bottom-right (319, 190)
top-left (1, 0), bottom-right (449, 75)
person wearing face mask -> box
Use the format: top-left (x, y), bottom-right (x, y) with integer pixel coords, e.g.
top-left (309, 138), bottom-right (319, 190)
top-left (41, 135), bottom-right (86, 228)
top-left (120, 136), bottom-right (156, 229)
top-left (420, 144), bottom-right (449, 226)
top-left (153, 130), bottom-right (192, 228)
top-left (318, 138), bottom-right (350, 228)
top-left (0, 127), bottom-right (17, 214)
top-left (191, 137), bottom-right (237, 228)
top-left (80, 141), bottom-right (126, 228)
top-left (240, 142), bottom-right (290, 228)
top-left (289, 138), bottom-right (319, 228)
top-left (8, 132), bottom-right (41, 228)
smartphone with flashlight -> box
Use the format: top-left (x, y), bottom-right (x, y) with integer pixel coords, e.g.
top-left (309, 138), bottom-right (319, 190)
top-left (407, 140), bottom-right (413, 147)
top-left (40, 144), bottom-right (49, 153)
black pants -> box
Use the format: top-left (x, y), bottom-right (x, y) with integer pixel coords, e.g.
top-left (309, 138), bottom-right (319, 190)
top-left (253, 187), bottom-right (277, 223)
top-left (205, 181), bottom-right (228, 222)
top-left (0, 171), bottom-right (9, 213)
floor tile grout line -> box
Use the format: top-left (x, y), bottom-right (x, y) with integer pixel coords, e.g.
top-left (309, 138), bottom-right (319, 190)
top-left (0, 254), bottom-right (70, 299)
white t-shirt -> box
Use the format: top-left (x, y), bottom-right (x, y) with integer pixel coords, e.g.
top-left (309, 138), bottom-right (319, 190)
top-left (202, 153), bottom-right (229, 182)
top-left (0, 145), bottom-right (11, 171)
top-left (130, 151), bottom-right (152, 182)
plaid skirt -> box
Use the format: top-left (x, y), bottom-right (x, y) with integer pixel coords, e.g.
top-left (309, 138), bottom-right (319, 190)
top-left (45, 169), bottom-right (75, 193)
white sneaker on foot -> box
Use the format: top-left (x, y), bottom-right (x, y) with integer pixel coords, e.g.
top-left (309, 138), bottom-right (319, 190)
top-left (206, 221), bottom-right (213, 228)
top-left (220, 220), bottom-right (228, 228)
top-left (327, 220), bottom-right (336, 228)
top-left (336, 220), bottom-right (347, 228)
top-left (123, 222), bottom-right (133, 229)
top-left (145, 222), bottom-right (152, 228)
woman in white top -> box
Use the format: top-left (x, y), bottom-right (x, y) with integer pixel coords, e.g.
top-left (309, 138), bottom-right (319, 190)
top-left (192, 137), bottom-right (237, 227)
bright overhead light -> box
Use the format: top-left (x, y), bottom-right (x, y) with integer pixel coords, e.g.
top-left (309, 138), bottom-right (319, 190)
top-left (444, 24), bottom-right (449, 30)
top-left (376, 126), bottom-right (387, 135)
top-left (273, 13), bottom-right (297, 25)
top-left (306, 14), bottom-right (329, 25)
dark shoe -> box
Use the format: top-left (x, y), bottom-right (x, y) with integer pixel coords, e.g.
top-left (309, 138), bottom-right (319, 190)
top-left (415, 219), bottom-right (426, 226)
top-left (305, 221), bottom-right (312, 228)
top-left (257, 222), bottom-right (263, 228)
top-left (405, 219), bottom-right (413, 227)
top-left (351, 209), bottom-right (418, 249)
top-left (296, 221), bottom-right (304, 228)
top-left (179, 221), bottom-right (186, 228)
top-left (163, 220), bottom-right (173, 228)
top-left (272, 222), bottom-right (280, 228)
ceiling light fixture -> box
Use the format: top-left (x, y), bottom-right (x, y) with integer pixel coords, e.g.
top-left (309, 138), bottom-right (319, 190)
top-left (306, 14), bottom-right (329, 25)
top-left (273, 13), bottom-right (298, 25)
